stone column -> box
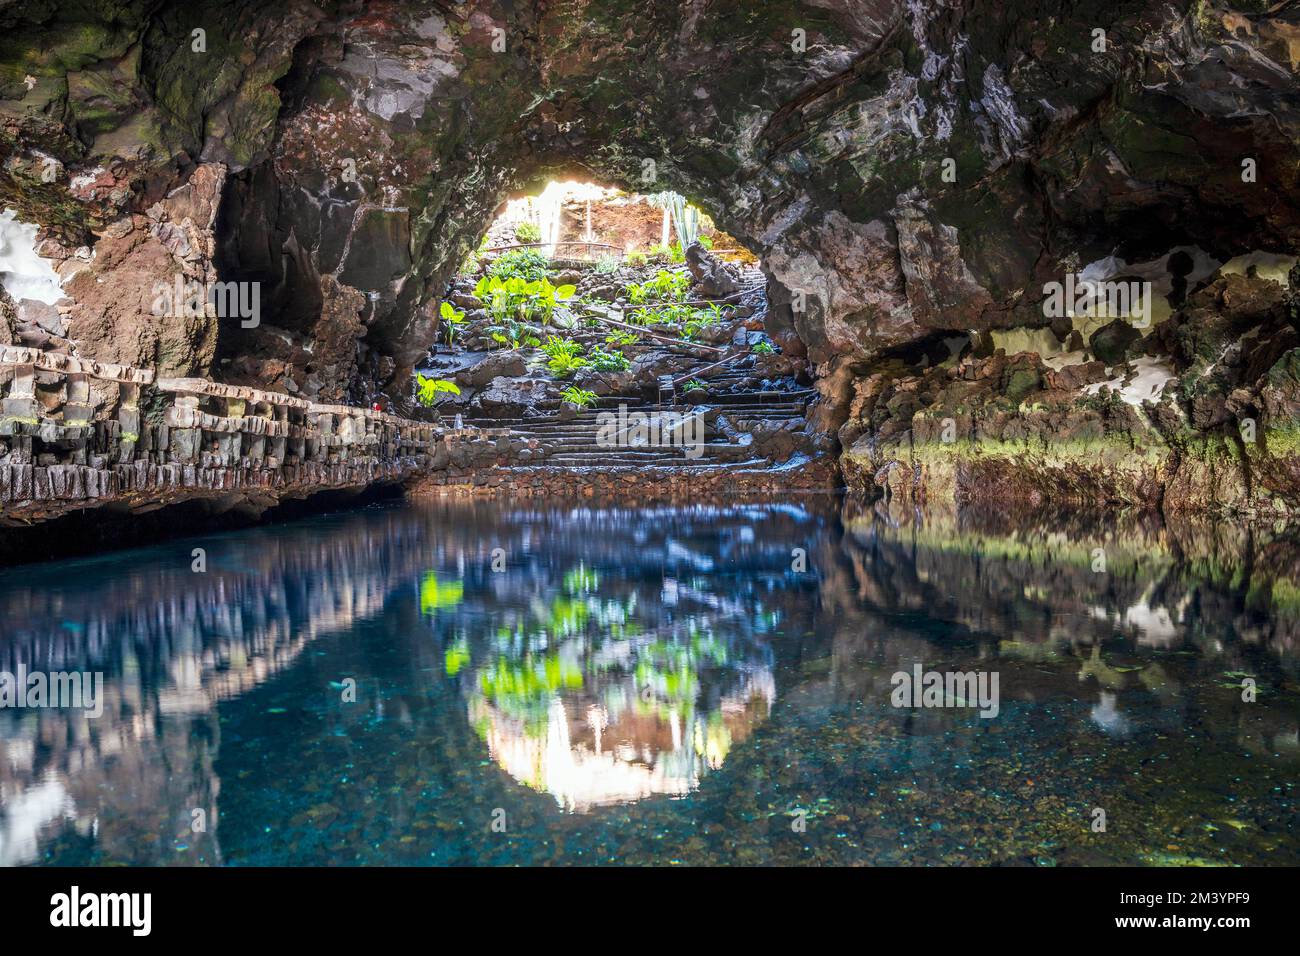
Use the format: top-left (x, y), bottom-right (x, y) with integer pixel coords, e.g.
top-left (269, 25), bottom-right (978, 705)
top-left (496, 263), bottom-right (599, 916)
top-left (269, 404), bottom-right (288, 467)
top-left (167, 394), bottom-right (201, 464)
top-left (117, 382), bottom-right (141, 463)
top-left (220, 397), bottom-right (245, 466)
top-left (64, 373), bottom-right (93, 423)
top-left (3, 362), bottom-right (38, 424)
top-left (245, 402), bottom-right (269, 466)
top-left (313, 411), bottom-right (333, 462)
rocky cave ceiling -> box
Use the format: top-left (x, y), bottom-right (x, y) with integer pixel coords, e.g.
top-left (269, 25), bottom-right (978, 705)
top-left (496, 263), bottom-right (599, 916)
top-left (1, 0), bottom-right (1298, 406)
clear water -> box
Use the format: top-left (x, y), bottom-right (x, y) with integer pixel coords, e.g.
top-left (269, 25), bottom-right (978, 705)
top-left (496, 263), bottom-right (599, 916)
top-left (0, 496), bottom-right (1296, 866)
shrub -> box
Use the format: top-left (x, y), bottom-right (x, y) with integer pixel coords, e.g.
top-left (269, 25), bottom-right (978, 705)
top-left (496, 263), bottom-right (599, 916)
top-left (625, 281), bottom-right (649, 305)
top-left (752, 340), bottom-right (775, 354)
top-left (624, 270), bottom-right (688, 305)
top-left (514, 221), bottom-right (541, 244)
top-left (489, 320), bottom-right (542, 349)
top-left (488, 248), bottom-right (550, 282)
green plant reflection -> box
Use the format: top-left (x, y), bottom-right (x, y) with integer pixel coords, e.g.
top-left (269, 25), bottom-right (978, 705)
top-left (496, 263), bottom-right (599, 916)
top-left (431, 562), bottom-right (775, 811)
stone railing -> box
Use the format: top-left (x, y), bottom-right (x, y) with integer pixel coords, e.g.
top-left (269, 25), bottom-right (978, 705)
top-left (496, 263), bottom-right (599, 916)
top-left (0, 346), bottom-right (537, 520)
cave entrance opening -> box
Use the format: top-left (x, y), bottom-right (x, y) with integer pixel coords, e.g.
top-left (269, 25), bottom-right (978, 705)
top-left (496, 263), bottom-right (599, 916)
top-left (466, 179), bottom-right (754, 273)
top-left (409, 176), bottom-right (824, 478)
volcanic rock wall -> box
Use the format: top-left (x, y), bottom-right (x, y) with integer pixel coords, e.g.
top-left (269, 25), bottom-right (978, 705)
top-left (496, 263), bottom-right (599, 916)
top-left (2, 1), bottom-right (1300, 509)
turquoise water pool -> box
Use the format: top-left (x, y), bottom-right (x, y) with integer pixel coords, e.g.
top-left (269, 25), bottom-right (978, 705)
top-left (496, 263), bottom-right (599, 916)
top-left (0, 496), bottom-right (1295, 865)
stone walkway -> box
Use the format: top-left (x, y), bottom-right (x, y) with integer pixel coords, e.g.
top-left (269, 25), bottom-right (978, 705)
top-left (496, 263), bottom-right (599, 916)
top-left (0, 345), bottom-right (496, 525)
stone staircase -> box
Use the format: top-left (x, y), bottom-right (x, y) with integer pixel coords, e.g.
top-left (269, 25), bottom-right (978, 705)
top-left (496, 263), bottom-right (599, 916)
top-left (463, 375), bottom-right (816, 469)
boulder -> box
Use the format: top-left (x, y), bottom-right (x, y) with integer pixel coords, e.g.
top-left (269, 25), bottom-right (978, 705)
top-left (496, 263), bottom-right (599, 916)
top-left (685, 242), bottom-right (740, 299)
top-left (457, 350), bottom-right (528, 388)
top-left (471, 377), bottom-right (558, 418)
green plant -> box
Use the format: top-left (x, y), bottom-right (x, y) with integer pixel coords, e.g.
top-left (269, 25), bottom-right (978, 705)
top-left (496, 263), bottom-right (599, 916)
top-left (684, 378), bottom-right (707, 393)
top-left (415, 374), bottom-right (461, 406)
top-left (624, 250), bottom-right (649, 268)
top-left (547, 352), bottom-right (589, 378)
top-left (514, 220), bottom-right (541, 244)
top-left (488, 248), bottom-right (550, 282)
top-left (682, 304), bottom-right (725, 338)
top-left (648, 269), bottom-right (690, 301)
top-left (632, 302), bottom-right (693, 327)
top-left (696, 302), bottom-right (729, 323)
top-left (560, 385), bottom-right (598, 408)
top-left (594, 254), bottom-right (620, 274)
top-left (752, 340), bottom-right (775, 354)
top-left (624, 270), bottom-right (689, 306)
top-left (489, 320), bottom-right (544, 349)
top-left (439, 300), bottom-right (466, 344)
top-left (697, 235), bottom-right (714, 250)
top-left (586, 346), bottom-right (631, 372)
top-left (541, 335), bottom-right (583, 360)
top-left (475, 275), bottom-right (576, 325)
top-left (605, 328), bottom-right (640, 347)
top-left (665, 192), bottom-right (700, 248)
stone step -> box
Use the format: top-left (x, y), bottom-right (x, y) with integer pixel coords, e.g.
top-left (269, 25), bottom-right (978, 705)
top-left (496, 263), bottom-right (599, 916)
top-left (517, 411), bottom-right (805, 427)
top-left (497, 413), bottom-right (805, 433)
top-left (540, 439), bottom-right (722, 450)
top-left (466, 409), bottom-right (807, 430)
top-left (547, 454), bottom-right (722, 466)
top-left (503, 457), bottom-right (771, 472)
top-left (543, 441), bottom-right (739, 453)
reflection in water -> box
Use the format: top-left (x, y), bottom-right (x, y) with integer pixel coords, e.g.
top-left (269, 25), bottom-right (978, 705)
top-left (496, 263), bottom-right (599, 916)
top-left (0, 496), bottom-right (1297, 865)
top-left (444, 537), bottom-right (778, 810)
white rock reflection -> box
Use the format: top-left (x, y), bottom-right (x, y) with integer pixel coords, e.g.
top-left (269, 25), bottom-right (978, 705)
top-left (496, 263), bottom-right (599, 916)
top-left (468, 663), bottom-right (775, 813)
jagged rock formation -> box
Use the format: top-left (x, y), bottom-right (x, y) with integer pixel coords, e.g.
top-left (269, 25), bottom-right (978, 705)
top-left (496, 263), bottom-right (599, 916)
top-left (2, 1), bottom-right (1300, 511)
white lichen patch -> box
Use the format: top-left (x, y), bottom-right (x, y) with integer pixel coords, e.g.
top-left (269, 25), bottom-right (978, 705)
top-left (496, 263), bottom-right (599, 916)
top-left (990, 327), bottom-right (1069, 361)
top-left (1084, 356), bottom-right (1176, 406)
top-left (1068, 246), bottom-right (1221, 342)
top-left (1218, 251), bottom-right (1297, 287)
